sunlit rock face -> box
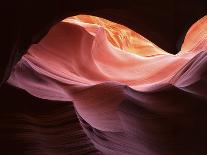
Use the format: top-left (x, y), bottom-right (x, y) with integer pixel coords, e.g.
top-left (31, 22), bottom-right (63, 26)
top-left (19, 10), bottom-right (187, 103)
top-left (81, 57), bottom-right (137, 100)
top-left (8, 15), bottom-right (207, 154)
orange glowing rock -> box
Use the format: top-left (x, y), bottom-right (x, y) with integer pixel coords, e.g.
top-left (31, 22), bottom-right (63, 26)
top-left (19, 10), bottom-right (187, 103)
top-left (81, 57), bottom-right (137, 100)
top-left (65, 15), bottom-right (168, 56)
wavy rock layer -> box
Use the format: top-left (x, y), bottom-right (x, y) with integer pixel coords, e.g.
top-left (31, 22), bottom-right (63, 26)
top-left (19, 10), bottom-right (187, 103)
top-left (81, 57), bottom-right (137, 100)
top-left (8, 15), bottom-right (207, 154)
